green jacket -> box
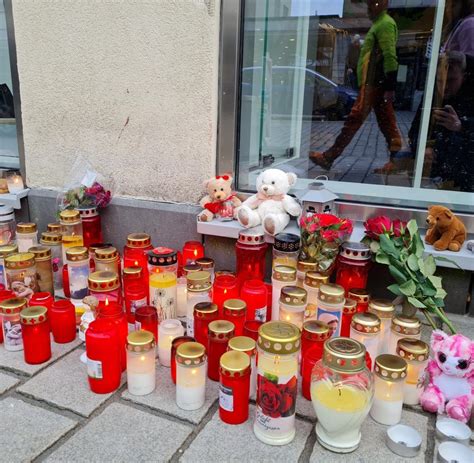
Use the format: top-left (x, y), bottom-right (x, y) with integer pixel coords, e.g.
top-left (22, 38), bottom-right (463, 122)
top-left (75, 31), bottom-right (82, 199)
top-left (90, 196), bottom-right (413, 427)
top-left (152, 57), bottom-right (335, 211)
top-left (357, 11), bottom-right (399, 90)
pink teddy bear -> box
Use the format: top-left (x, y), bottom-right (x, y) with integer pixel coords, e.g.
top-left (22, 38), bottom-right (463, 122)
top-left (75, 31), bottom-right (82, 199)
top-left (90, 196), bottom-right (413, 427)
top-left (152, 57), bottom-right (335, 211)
top-left (420, 330), bottom-right (473, 423)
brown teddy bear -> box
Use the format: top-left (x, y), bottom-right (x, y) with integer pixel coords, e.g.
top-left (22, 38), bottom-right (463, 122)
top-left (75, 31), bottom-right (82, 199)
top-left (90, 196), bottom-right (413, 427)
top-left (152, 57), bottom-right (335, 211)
top-left (425, 205), bottom-right (467, 252)
top-left (198, 174), bottom-right (242, 222)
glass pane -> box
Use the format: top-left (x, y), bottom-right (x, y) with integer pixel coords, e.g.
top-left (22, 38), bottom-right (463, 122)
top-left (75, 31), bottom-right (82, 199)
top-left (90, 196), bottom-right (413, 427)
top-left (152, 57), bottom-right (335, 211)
top-left (237, 0), bottom-right (444, 191)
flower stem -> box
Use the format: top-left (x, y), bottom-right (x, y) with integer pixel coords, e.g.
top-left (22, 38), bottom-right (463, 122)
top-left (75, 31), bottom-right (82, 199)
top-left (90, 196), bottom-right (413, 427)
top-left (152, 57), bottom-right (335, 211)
top-left (422, 310), bottom-right (437, 330)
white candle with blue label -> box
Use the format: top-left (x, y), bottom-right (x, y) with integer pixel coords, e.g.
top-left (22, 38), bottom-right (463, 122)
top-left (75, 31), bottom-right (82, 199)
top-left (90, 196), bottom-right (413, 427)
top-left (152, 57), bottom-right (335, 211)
top-left (315, 283), bottom-right (345, 337)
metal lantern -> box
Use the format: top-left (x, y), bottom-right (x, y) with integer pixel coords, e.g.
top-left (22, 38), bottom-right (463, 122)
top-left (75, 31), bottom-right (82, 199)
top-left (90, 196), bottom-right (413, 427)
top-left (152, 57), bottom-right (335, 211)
top-left (299, 182), bottom-right (338, 215)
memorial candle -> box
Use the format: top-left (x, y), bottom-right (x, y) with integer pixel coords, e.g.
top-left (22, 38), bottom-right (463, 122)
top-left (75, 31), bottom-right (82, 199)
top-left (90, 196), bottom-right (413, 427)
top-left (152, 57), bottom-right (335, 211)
top-left (28, 246), bottom-right (54, 296)
top-left (195, 257), bottom-right (214, 283)
top-left (20, 306), bottom-right (51, 364)
top-left (16, 223), bottom-right (38, 253)
top-left (126, 330), bottom-right (156, 396)
top-left (228, 335), bottom-right (257, 400)
top-left (279, 286), bottom-right (306, 329)
top-left (0, 297), bottom-right (27, 351)
top-left (335, 242), bottom-right (371, 294)
top-left (207, 320), bottom-right (235, 381)
top-left (368, 299), bottom-right (394, 355)
top-left (171, 335), bottom-right (195, 384)
top-left (88, 271), bottom-right (122, 303)
top-left (303, 271), bottom-right (328, 321)
top-left (50, 299), bottom-right (76, 343)
top-left (94, 247), bottom-right (120, 274)
top-left (158, 319), bottom-right (184, 367)
top-left (134, 305), bottom-right (158, 344)
top-left (223, 299), bottom-right (246, 336)
top-left (29, 292), bottom-right (54, 313)
top-left (182, 241), bottom-right (204, 265)
top-left (186, 271), bottom-right (211, 337)
top-left (212, 274), bottom-right (239, 315)
top-left (350, 312), bottom-right (381, 369)
top-left (78, 206), bottom-right (103, 249)
top-left (123, 234), bottom-right (153, 279)
top-left (340, 298), bottom-right (357, 338)
top-left (235, 229), bottom-right (267, 286)
top-left (240, 279), bottom-right (268, 322)
top-left (176, 264), bottom-right (202, 321)
top-left (348, 289), bottom-right (370, 313)
top-left (388, 315), bottom-right (421, 355)
top-left (193, 301), bottom-right (218, 347)
top-left (271, 266), bottom-right (296, 322)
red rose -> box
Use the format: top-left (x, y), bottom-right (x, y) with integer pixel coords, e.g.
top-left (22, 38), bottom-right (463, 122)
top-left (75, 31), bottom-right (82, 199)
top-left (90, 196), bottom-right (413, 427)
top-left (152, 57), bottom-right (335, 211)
top-left (364, 216), bottom-right (392, 240)
top-left (339, 219), bottom-right (354, 235)
top-left (278, 376), bottom-right (297, 417)
top-left (316, 214), bottom-right (340, 228)
top-left (258, 376), bottom-right (282, 418)
top-left (321, 229), bottom-right (339, 242)
top-left (393, 219), bottom-right (407, 238)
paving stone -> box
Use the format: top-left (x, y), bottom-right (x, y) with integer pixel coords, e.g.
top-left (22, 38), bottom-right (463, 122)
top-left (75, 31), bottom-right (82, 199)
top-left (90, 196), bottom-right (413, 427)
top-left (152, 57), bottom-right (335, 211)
top-left (180, 405), bottom-right (312, 463)
top-left (18, 349), bottom-right (123, 417)
top-left (296, 389), bottom-right (316, 421)
top-left (46, 402), bottom-right (191, 463)
top-left (0, 371), bottom-right (19, 394)
top-left (0, 397), bottom-right (76, 462)
top-left (309, 408), bottom-right (429, 462)
top-left (0, 337), bottom-right (81, 376)
top-left (122, 363), bottom-right (218, 425)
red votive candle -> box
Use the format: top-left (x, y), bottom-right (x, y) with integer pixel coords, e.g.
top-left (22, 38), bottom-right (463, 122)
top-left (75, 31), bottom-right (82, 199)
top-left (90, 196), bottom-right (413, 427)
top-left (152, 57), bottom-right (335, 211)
top-left (348, 288), bottom-right (370, 313)
top-left (88, 271), bottom-right (122, 304)
top-left (243, 320), bottom-right (262, 342)
top-left (78, 206), bottom-right (103, 249)
top-left (170, 335), bottom-right (195, 384)
top-left (341, 298), bottom-right (357, 338)
top-left (207, 320), bottom-right (234, 381)
top-left (134, 305), bottom-right (158, 343)
top-left (301, 320), bottom-right (330, 374)
top-left (193, 301), bottom-right (218, 347)
top-left (29, 292), bottom-right (54, 312)
top-left (223, 299), bottom-right (246, 336)
top-left (240, 279), bottom-right (268, 322)
top-left (219, 350), bottom-right (250, 424)
top-left (124, 281), bottom-right (148, 325)
top-left (0, 289), bottom-right (14, 344)
top-left (50, 299), bottom-right (76, 344)
top-left (20, 306), bottom-right (51, 364)
top-left (265, 282), bottom-right (272, 322)
top-left (62, 264), bottom-right (71, 298)
top-left (235, 229), bottom-right (267, 287)
top-left (335, 242), bottom-right (371, 294)
top-left (212, 274), bottom-right (239, 315)
top-left (86, 318), bottom-right (121, 394)
top-left (182, 241), bottom-right (205, 265)
top-left (123, 234), bottom-right (153, 281)
top-left (301, 345), bottom-right (323, 400)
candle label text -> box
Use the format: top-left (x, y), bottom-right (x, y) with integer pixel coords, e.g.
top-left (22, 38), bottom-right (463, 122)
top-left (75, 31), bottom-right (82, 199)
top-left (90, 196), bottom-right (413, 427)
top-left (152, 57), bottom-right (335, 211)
top-left (219, 384), bottom-right (234, 412)
top-left (87, 358), bottom-right (103, 379)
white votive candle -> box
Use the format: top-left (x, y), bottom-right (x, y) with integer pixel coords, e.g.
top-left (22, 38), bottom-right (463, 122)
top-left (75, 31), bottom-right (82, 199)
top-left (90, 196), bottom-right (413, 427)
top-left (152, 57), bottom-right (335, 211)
top-left (271, 266), bottom-right (296, 321)
top-left (158, 319), bottom-right (184, 367)
top-left (126, 330), bottom-right (156, 396)
top-left (369, 299), bottom-right (394, 355)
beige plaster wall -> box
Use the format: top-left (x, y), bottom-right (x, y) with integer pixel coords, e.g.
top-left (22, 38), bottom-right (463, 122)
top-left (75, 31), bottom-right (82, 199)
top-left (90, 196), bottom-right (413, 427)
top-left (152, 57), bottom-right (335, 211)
top-left (12, 0), bottom-right (219, 203)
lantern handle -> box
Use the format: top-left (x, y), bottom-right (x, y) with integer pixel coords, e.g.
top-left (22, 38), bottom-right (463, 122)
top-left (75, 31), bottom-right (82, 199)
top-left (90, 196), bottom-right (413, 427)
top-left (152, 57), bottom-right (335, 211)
top-left (314, 175), bottom-right (329, 182)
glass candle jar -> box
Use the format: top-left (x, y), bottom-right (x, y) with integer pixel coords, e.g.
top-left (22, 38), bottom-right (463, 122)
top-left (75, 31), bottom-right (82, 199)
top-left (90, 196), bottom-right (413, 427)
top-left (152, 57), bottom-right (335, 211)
top-left (148, 247), bottom-right (178, 276)
top-left (40, 232), bottom-right (63, 293)
top-left (388, 315), bottom-right (421, 355)
top-left (0, 289), bottom-right (14, 343)
top-left (335, 242), bottom-right (371, 294)
top-left (134, 306), bottom-right (158, 343)
top-left (0, 243), bottom-right (18, 289)
top-left (228, 335), bottom-right (257, 400)
top-left (370, 354), bottom-right (407, 425)
top-left (59, 210), bottom-right (84, 262)
top-left (16, 223), bottom-right (38, 253)
top-left (219, 350), bottom-right (251, 425)
top-left (207, 320), bottom-right (235, 381)
top-left (124, 281), bottom-right (148, 326)
top-left (396, 338), bottom-right (429, 406)
top-left (223, 299), bottom-right (246, 336)
top-left (171, 335), bottom-right (195, 384)
top-left (126, 330), bottom-right (156, 396)
top-left (29, 292), bottom-right (54, 313)
top-left (272, 233), bottom-right (300, 269)
top-left (123, 233), bottom-right (153, 279)
top-left (350, 312), bottom-right (381, 369)
top-left (6, 171), bottom-right (24, 192)
top-left (316, 283), bottom-right (345, 337)
top-left (235, 228), bottom-right (268, 286)
top-left (28, 246), bottom-right (54, 295)
top-left (48, 223), bottom-right (60, 233)
top-left (123, 266), bottom-right (143, 290)
top-left (149, 272), bottom-right (177, 322)
top-left (303, 271), bottom-right (329, 321)
top-left (240, 279), bottom-right (268, 323)
top-left (311, 337), bottom-right (373, 453)
top-left (66, 247), bottom-right (90, 300)
top-left (88, 271), bottom-right (121, 303)
top-left (193, 301), bottom-right (218, 347)
top-left (158, 319), bottom-right (184, 367)
top-left (212, 274), bottom-right (239, 315)
top-left (176, 264), bottom-right (202, 321)
top-left (369, 299), bottom-right (395, 355)
top-left (296, 261), bottom-right (317, 288)
top-left (243, 320), bottom-right (262, 342)
top-left (340, 298), bottom-right (357, 338)
top-left (195, 257), bottom-right (214, 282)
top-left (279, 286), bottom-right (307, 329)
top-left (5, 253), bottom-right (38, 300)
top-left (254, 321), bottom-right (301, 446)
top-left (88, 243), bottom-right (112, 272)
top-left (271, 266), bottom-right (296, 322)
top-left (0, 205), bottom-right (16, 246)
top-left (86, 318), bottom-right (121, 394)
top-left (50, 299), bottom-right (76, 343)
top-left (176, 341), bottom-right (207, 410)
top-left (94, 247), bottom-right (120, 274)
top-left (301, 320), bottom-right (331, 360)
top-left (0, 297), bottom-right (27, 351)
top-left (348, 288), bottom-right (370, 313)
top-left (78, 206), bottom-right (102, 249)
top-left (186, 271), bottom-right (211, 337)
top-left (182, 241), bottom-right (205, 265)
top-left (20, 306), bottom-right (51, 364)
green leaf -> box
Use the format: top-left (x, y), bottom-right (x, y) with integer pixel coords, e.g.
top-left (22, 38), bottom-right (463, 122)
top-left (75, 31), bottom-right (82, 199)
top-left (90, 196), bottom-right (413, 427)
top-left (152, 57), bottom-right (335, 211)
top-left (413, 233), bottom-right (425, 258)
top-left (375, 252), bottom-right (390, 265)
top-left (379, 234), bottom-right (399, 258)
top-left (424, 255), bottom-right (436, 276)
top-left (389, 265), bottom-right (408, 284)
top-left (399, 280), bottom-right (416, 296)
top-left (418, 258), bottom-right (426, 276)
top-left (407, 219), bottom-right (418, 237)
top-left (435, 289), bottom-right (447, 299)
top-left (406, 254), bottom-right (419, 271)
top-left (387, 284), bottom-right (403, 296)
top-left (433, 297), bottom-right (446, 307)
top-left (408, 297), bottom-right (426, 308)
top-left (434, 256), bottom-right (464, 271)
top-left (420, 282), bottom-right (437, 297)
top-left (428, 275), bottom-right (443, 288)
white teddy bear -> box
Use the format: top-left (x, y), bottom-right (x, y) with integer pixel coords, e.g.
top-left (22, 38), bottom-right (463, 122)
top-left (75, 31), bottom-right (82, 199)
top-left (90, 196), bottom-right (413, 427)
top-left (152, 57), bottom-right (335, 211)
top-left (237, 168), bottom-right (302, 236)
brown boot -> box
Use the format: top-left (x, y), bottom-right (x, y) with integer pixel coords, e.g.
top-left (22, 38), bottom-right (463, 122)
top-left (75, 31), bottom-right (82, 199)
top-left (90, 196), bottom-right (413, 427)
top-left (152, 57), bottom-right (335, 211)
top-left (309, 151), bottom-right (334, 171)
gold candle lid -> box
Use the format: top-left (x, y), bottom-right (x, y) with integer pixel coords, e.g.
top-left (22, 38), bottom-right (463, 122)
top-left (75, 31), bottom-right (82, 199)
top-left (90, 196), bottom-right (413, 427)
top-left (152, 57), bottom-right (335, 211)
top-left (318, 283), bottom-right (345, 305)
top-left (397, 338), bottom-right (429, 362)
top-left (47, 223), bottom-right (61, 232)
top-left (304, 271), bottom-right (329, 288)
top-left (40, 232), bottom-right (62, 245)
top-left (0, 243), bottom-right (18, 257)
top-left (280, 286), bottom-right (307, 306)
top-left (369, 299), bottom-right (394, 319)
top-left (343, 298), bottom-right (357, 315)
top-left (126, 330), bottom-right (155, 352)
top-left (28, 246), bottom-right (52, 261)
top-left (223, 299), bottom-right (246, 315)
top-left (297, 261), bottom-right (317, 273)
top-left (272, 265), bottom-right (296, 283)
top-left (220, 350), bottom-right (250, 378)
top-left (186, 271), bottom-right (211, 292)
top-left (183, 264), bottom-right (202, 275)
top-left (194, 301), bottom-right (218, 318)
top-left (302, 320), bottom-right (331, 342)
top-left (257, 321), bottom-right (301, 355)
top-left (17, 222), bottom-right (37, 234)
top-left (123, 266), bottom-right (142, 278)
top-left (228, 336), bottom-right (256, 356)
top-left (0, 297), bottom-right (28, 314)
top-left (88, 271), bottom-right (120, 292)
top-left (176, 341), bottom-right (206, 366)
top-left (126, 233), bottom-right (152, 248)
top-left (348, 288), bottom-right (370, 303)
top-left (66, 246), bottom-right (89, 262)
top-left (5, 252), bottom-right (35, 269)
top-left (374, 354), bottom-right (407, 381)
top-left (196, 257), bottom-right (214, 269)
top-left (323, 337), bottom-right (366, 373)
top-left (351, 312), bottom-right (381, 334)
top-left (208, 320), bottom-right (235, 341)
top-left (94, 246), bottom-right (119, 261)
top-left (20, 306), bottom-right (48, 325)
top-left (391, 315), bottom-right (421, 336)
top-left (59, 209), bottom-right (80, 224)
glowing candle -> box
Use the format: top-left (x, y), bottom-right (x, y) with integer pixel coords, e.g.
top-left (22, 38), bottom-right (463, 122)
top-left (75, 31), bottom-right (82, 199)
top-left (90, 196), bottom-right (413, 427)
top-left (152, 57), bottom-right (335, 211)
top-left (387, 315), bottom-right (421, 355)
top-left (126, 330), bottom-right (156, 396)
top-left (279, 286), bottom-right (306, 329)
top-left (303, 271), bottom-right (328, 321)
top-left (158, 319), bottom-right (184, 367)
top-left (271, 266), bottom-right (296, 322)
top-left (6, 172), bottom-right (24, 193)
top-left (350, 312), bottom-right (381, 369)
top-left (182, 241), bottom-right (205, 265)
top-left (228, 335), bottom-right (257, 400)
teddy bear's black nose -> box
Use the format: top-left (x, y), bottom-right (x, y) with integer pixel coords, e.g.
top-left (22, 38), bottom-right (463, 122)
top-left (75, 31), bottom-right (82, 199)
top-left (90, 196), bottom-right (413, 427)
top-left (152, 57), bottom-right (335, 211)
top-left (426, 219), bottom-right (430, 223)
top-left (263, 186), bottom-right (268, 191)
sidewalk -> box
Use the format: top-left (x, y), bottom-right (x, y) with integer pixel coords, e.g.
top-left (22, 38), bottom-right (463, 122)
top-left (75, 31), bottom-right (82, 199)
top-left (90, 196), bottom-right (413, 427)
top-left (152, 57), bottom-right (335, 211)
top-left (0, 313), bottom-right (473, 463)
